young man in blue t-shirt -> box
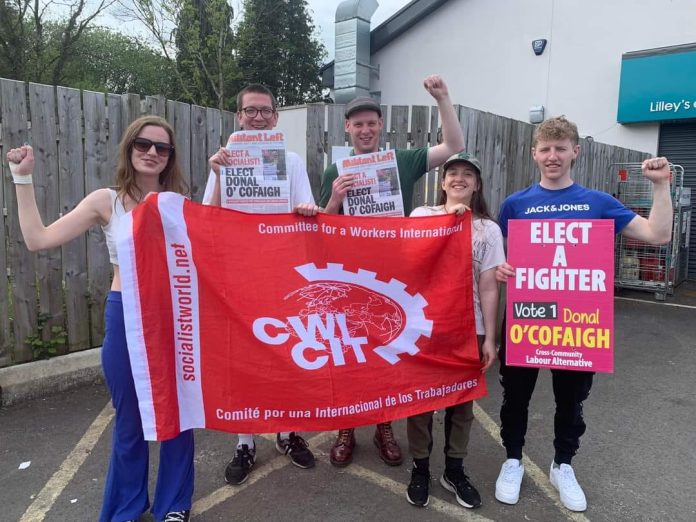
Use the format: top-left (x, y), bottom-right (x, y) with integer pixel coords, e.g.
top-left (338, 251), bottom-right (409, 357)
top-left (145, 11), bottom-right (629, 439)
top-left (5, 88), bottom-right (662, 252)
top-left (494, 116), bottom-right (672, 512)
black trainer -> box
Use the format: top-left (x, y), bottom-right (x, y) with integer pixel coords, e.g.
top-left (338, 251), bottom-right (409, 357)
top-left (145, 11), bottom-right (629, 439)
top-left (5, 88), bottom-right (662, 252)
top-left (440, 467), bottom-right (482, 508)
top-left (224, 443), bottom-right (256, 485)
top-left (276, 432), bottom-right (315, 468)
top-left (164, 510), bottom-right (190, 522)
top-left (406, 466), bottom-right (430, 507)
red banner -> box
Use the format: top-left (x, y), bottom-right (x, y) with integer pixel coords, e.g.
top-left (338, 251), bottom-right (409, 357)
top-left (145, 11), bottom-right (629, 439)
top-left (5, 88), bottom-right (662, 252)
top-left (118, 193), bottom-right (486, 440)
top-left (506, 219), bottom-right (615, 373)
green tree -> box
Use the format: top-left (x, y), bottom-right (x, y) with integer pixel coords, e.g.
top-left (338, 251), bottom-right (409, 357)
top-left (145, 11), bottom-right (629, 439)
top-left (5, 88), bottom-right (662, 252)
top-left (0, 0), bottom-right (117, 84)
top-left (0, 0), bottom-right (29, 79)
top-left (118, 0), bottom-right (239, 110)
top-left (174, 0), bottom-right (240, 110)
top-left (235, 0), bottom-right (326, 107)
top-left (63, 26), bottom-right (178, 96)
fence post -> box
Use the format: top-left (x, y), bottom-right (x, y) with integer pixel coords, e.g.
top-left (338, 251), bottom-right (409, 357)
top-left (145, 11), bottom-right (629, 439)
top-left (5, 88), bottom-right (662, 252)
top-left (83, 90), bottom-right (111, 346)
top-left (326, 104), bottom-right (345, 166)
top-left (121, 93), bottom-right (141, 125)
top-left (167, 100), bottom-right (192, 189)
top-left (0, 78), bottom-right (34, 362)
top-left (426, 105), bottom-right (440, 206)
top-left (145, 95), bottom-right (166, 117)
top-left (190, 105), bottom-right (208, 201)
top-left (410, 105), bottom-right (429, 209)
top-left (306, 103), bottom-right (325, 201)
top-left (221, 110), bottom-right (235, 144)
top-left (29, 82), bottom-right (65, 352)
top-left (57, 86), bottom-right (90, 352)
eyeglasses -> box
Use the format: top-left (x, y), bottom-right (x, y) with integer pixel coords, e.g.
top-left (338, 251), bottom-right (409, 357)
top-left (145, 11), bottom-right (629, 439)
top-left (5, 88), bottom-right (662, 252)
top-left (241, 106), bottom-right (275, 119)
top-left (132, 137), bottom-right (174, 157)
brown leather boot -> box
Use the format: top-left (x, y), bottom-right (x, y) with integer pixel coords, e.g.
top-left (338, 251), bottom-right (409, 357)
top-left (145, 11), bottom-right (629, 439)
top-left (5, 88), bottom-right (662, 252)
top-left (374, 422), bottom-right (402, 465)
top-left (330, 428), bottom-right (356, 467)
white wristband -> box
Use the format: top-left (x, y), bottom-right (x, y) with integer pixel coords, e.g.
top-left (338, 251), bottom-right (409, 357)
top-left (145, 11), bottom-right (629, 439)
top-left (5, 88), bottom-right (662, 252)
top-left (12, 173), bottom-right (33, 184)
top-left (9, 162), bottom-right (32, 184)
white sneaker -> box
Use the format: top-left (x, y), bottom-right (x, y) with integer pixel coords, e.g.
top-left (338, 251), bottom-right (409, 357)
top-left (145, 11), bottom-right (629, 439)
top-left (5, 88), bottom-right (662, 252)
top-left (495, 458), bottom-right (524, 504)
top-left (549, 462), bottom-right (587, 512)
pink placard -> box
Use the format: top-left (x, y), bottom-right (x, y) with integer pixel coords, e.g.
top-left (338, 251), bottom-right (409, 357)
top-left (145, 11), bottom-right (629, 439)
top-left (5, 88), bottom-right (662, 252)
top-left (506, 219), bottom-right (615, 373)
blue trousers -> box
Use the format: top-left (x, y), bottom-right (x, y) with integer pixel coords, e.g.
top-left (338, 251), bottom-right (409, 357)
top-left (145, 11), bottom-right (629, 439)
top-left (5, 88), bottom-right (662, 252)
top-left (100, 291), bottom-right (194, 522)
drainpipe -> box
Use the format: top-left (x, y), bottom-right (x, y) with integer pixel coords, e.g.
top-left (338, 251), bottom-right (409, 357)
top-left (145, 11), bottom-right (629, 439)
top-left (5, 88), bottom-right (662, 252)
top-left (334, 0), bottom-right (379, 103)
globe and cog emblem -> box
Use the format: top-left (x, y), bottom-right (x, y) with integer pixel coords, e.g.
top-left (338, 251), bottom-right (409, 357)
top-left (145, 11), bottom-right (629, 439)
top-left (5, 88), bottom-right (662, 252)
top-left (281, 263), bottom-right (433, 364)
top-left (284, 282), bottom-right (405, 345)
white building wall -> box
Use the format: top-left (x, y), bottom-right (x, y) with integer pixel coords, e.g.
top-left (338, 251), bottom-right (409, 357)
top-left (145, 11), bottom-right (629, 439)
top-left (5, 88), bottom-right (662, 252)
top-left (370, 0), bottom-right (696, 154)
top-left (276, 106), bottom-right (308, 160)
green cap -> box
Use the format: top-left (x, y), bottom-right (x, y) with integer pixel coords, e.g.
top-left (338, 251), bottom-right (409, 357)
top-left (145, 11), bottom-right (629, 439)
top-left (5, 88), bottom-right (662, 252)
top-left (442, 151), bottom-right (482, 174)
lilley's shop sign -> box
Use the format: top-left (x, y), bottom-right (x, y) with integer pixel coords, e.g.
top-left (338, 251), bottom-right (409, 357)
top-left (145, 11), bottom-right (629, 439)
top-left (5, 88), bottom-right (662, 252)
top-left (617, 44), bottom-right (696, 124)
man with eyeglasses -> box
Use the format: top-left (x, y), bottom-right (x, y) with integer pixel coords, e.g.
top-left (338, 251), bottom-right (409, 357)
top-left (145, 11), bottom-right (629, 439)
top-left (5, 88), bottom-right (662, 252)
top-left (202, 83), bottom-right (318, 486)
top-left (203, 84), bottom-right (314, 211)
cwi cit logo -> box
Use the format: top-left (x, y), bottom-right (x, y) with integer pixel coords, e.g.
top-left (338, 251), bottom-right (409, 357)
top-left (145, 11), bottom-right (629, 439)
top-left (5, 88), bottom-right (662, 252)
top-left (252, 263), bottom-right (433, 370)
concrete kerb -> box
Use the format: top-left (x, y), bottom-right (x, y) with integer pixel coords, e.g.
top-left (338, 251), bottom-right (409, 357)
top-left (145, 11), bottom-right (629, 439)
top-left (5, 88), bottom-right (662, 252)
top-left (0, 348), bottom-right (103, 407)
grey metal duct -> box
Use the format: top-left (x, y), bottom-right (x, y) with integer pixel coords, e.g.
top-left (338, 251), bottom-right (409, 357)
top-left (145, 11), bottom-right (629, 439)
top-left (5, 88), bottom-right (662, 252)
top-left (334, 0), bottom-right (379, 104)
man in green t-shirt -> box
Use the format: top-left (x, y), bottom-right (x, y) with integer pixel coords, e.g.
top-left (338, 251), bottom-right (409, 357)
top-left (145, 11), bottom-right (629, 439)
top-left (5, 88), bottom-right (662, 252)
top-left (320, 74), bottom-right (466, 468)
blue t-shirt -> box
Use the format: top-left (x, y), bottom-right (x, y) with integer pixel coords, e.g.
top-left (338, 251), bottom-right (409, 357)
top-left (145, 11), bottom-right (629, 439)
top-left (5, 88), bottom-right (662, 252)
top-left (498, 183), bottom-right (636, 237)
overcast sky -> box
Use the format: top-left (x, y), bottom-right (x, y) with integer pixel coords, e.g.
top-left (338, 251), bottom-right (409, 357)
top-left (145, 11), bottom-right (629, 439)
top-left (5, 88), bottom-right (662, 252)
top-left (98, 0), bottom-right (410, 61)
top-left (306, 0), bottom-right (410, 60)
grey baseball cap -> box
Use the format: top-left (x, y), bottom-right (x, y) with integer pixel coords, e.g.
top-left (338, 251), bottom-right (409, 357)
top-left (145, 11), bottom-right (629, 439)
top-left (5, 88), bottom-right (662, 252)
top-left (344, 96), bottom-right (382, 118)
top-left (442, 151), bottom-right (482, 174)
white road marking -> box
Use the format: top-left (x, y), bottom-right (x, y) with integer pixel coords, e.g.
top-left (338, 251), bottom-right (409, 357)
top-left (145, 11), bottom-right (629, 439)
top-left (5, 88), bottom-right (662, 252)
top-left (21, 399), bottom-right (596, 521)
top-left (19, 401), bottom-right (114, 522)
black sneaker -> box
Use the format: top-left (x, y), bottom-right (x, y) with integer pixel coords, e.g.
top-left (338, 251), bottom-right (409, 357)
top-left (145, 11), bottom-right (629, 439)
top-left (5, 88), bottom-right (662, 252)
top-left (276, 432), bottom-right (315, 468)
top-left (164, 510), bottom-right (190, 522)
top-left (224, 443), bottom-right (256, 485)
top-left (406, 466), bottom-right (430, 507)
top-left (440, 468), bottom-right (482, 508)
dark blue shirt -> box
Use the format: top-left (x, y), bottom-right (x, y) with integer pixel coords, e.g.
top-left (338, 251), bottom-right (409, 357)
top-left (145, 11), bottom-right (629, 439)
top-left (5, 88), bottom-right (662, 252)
top-left (498, 183), bottom-right (636, 237)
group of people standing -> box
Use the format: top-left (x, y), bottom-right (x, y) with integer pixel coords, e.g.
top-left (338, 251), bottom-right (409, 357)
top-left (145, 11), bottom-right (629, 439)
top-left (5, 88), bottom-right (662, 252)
top-left (6, 73), bottom-right (672, 520)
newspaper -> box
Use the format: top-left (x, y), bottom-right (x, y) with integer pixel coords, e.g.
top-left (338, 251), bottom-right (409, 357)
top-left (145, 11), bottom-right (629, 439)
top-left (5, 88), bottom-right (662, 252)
top-left (221, 131), bottom-right (290, 213)
top-left (337, 150), bottom-right (404, 217)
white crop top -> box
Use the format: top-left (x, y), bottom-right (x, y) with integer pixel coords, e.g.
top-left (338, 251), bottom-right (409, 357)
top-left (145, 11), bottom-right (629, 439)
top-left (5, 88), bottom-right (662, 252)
top-left (101, 189), bottom-right (128, 265)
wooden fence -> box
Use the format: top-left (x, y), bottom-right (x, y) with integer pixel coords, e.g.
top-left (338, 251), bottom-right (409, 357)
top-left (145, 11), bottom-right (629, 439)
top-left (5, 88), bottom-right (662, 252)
top-left (0, 77), bottom-right (649, 367)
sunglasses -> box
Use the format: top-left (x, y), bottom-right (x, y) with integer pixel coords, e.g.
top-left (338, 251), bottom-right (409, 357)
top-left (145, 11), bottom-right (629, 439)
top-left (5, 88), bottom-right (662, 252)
top-left (132, 137), bottom-right (174, 157)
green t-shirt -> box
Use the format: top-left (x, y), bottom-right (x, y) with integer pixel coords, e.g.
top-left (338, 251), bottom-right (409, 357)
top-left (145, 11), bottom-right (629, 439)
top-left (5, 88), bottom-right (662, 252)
top-left (320, 147), bottom-right (429, 215)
